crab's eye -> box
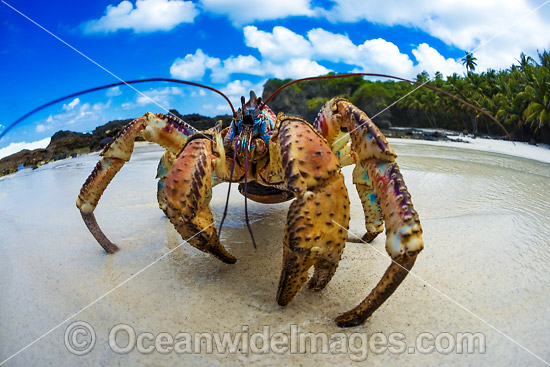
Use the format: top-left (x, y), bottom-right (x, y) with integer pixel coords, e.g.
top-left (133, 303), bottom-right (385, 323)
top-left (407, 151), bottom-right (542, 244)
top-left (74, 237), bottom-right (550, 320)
top-left (242, 114), bottom-right (254, 125)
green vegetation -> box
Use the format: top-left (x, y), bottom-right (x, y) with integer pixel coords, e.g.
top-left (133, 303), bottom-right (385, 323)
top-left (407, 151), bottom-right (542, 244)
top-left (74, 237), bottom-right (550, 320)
top-left (262, 51), bottom-right (550, 144)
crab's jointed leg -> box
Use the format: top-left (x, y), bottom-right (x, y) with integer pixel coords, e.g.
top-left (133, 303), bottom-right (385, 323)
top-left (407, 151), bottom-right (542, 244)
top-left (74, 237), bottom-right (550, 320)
top-left (163, 137), bottom-right (236, 264)
top-left (315, 98), bottom-right (424, 327)
top-left (268, 116), bottom-right (350, 305)
top-left (76, 113), bottom-right (194, 253)
top-left (350, 165), bottom-right (385, 243)
top-left (314, 103), bottom-right (384, 243)
top-left (156, 150), bottom-right (176, 216)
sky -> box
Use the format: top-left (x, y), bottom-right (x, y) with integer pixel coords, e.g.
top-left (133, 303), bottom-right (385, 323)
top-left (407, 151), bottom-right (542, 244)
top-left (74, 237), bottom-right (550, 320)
top-left (0, 0), bottom-right (549, 155)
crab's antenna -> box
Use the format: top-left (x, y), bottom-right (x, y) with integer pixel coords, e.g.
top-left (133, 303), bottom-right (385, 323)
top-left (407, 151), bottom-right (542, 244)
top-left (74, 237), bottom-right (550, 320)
top-left (243, 130), bottom-right (257, 249)
top-left (0, 78), bottom-right (236, 140)
top-left (218, 138), bottom-right (239, 235)
top-left (261, 73), bottom-right (512, 141)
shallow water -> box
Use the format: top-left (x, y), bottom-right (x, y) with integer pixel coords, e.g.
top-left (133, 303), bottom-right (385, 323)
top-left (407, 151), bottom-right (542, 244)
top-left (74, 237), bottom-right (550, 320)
top-left (0, 141), bottom-right (549, 366)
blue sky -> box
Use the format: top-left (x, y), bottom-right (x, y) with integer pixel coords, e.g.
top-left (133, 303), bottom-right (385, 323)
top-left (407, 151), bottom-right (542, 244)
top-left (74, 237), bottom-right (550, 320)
top-left (1, 0), bottom-right (549, 154)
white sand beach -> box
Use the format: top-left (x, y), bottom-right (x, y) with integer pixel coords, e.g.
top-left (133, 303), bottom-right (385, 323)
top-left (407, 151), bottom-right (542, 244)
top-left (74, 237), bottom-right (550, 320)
top-left (1, 138), bottom-right (549, 366)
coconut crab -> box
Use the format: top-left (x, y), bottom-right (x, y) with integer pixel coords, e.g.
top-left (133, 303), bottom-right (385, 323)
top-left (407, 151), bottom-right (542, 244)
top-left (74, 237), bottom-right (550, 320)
top-left (74, 75), bottom-right (425, 328)
top-left (4, 73), bottom-right (506, 327)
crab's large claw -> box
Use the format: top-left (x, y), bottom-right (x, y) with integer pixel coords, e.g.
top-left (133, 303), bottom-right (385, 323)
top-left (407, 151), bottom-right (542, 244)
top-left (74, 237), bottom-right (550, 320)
top-left (316, 99), bottom-right (424, 327)
top-left (269, 116), bottom-right (350, 306)
top-left (163, 137), bottom-right (236, 264)
top-left (77, 113), bottom-right (194, 253)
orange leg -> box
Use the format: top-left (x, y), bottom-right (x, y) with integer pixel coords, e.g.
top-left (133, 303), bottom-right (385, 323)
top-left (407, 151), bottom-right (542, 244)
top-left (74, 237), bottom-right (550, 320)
top-left (77, 113), bottom-right (193, 253)
top-left (268, 116), bottom-right (350, 305)
top-left (163, 138), bottom-right (236, 264)
top-left (315, 99), bottom-right (424, 326)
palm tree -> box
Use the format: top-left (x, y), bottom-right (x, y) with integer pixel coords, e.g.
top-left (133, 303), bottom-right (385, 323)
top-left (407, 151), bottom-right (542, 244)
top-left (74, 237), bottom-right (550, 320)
top-left (519, 66), bottom-right (550, 132)
top-left (517, 52), bottom-right (534, 73)
top-left (538, 50), bottom-right (550, 69)
top-left (415, 71), bottom-right (430, 83)
top-left (462, 52), bottom-right (477, 74)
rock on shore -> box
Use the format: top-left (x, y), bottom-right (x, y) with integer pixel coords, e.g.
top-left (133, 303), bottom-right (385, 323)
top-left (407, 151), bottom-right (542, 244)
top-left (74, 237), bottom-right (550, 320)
top-left (0, 110), bottom-right (231, 176)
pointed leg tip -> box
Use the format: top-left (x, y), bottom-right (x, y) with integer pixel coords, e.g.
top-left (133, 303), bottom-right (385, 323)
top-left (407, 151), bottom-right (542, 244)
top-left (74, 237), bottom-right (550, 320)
top-left (335, 313), bottom-right (367, 328)
top-left (105, 243), bottom-right (120, 254)
top-left (211, 250), bottom-right (237, 264)
top-left (276, 290), bottom-right (294, 306)
top-left (80, 211), bottom-right (120, 254)
top-left (306, 263), bottom-right (337, 291)
top-left (307, 282), bottom-right (323, 291)
top-left (347, 231), bottom-right (379, 243)
top-left (306, 273), bottom-right (321, 291)
top-left (224, 256), bottom-right (237, 265)
top-left (208, 243), bottom-right (237, 264)
top-left (362, 232), bottom-right (380, 243)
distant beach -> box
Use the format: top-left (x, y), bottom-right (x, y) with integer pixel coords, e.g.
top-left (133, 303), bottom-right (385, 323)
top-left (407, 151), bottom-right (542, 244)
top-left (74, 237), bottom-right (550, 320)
top-left (389, 135), bottom-right (550, 164)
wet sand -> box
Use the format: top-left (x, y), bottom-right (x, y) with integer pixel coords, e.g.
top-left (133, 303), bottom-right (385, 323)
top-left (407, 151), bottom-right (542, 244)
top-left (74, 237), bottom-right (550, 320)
top-left (1, 140), bottom-right (549, 366)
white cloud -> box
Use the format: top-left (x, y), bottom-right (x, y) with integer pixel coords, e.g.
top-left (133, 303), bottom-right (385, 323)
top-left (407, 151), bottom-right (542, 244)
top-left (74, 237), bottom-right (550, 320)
top-left (84, 0), bottom-right (198, 34)
top-left (412, 43), bottom-right (463, 77)
top-left (171, 23), bottom-right (522, 98)
top-left (0, 138), bottom-right (51, 159)
top-left (36, 124), bottom-right (49, 133)
top-left (323, 0), bottom-right (550, 72)
top-left (199, 0), bottom-right (313, 24)
top-left (194, 0), bottom-right (549, 74)
top-left (106, 86), bottom-right (122, 97)
top-left (170, 49), bottom-right (330, 86)
top-left (202, 103), bottom-right (231, 113)
top-left (354, 38), bottom-right (415, 76)
top-left (33, 99), bottom-right (112, 134)
top-left (307, 28), bottom-right (357, 63)
top-left (62, 98), bottom-right (80, 111)
top-left (71, 103), bottom-right (93, 123)
top-left (211, 55), bottom-right (263, 83)
top-left (93, 100), bottom-right (112, 111)
top-left (190, 89), bottom-right (207, 97)
top-left (321, 0), bottom-right (537, 48)
top-left (264, 59), bottom-right (330, 79)
top-left (220, 79), bottom-right (266, 102)
top-left (244, 26), bottom-right (413, 77)
top-left (170, 49), bottom-right (221, 80)
top-left (170, 51), bottom-right (262, 83)
top-left (135, 86), bottom-right (184, 107)
top-left (242, 26), bottom-right (476, 78)
top-left (244, 26), bottom-right (312, 61)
